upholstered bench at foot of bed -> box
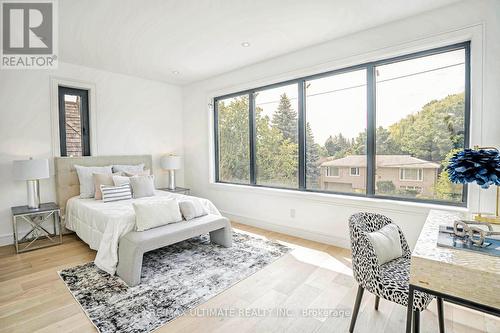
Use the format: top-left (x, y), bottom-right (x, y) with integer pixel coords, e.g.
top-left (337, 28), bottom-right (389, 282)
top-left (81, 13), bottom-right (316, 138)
top-left (116, 214), bottom-right (232, 286)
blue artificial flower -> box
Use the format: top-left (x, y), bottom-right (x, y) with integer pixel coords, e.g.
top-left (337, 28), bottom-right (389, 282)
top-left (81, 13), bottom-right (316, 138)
top-left (447, 148), bottom-right (500, 188)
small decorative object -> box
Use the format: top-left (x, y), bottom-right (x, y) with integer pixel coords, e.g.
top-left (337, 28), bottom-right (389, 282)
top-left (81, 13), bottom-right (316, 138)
top-left (13, 158), bottom-right (50, 209)
top-left (437, 220), bottom-right (500, 256)
top-left (160, 154), bottom-right (182, 190)
top-left (452, 220), bottom-right (495, 247)
top-left (447, 146), bottom-right (500, 223)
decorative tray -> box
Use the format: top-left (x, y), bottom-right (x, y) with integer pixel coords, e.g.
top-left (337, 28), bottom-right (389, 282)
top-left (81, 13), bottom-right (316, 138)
top-left (437, 225), bottom-right (500, 257)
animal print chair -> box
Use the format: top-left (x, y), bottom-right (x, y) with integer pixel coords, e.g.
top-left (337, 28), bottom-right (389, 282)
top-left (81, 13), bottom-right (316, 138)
top-left (348, 212), bottom-right (444, 333)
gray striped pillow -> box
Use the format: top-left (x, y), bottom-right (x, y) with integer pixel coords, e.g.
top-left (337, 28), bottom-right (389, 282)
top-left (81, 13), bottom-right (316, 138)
top-left (100, 183), bottom-right (132, 202)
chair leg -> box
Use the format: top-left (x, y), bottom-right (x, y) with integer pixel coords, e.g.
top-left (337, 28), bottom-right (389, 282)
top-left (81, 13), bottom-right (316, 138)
top-left (349, 286), bottom-right (364, 333)
top-left (413, 310), bottom-right (420, 333)
top-left (406, 284), bottom-right (415, 333)
top-left (375, 295), bottom-right (380, 310)
top-left (437, 297), bottom-right (445, 333)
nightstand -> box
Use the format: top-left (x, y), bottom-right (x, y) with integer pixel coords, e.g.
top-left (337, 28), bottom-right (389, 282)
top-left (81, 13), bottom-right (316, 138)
top-left (157, 187), bottom-right (190, 195)
top-left (11, 202), bottom-right (62, 253)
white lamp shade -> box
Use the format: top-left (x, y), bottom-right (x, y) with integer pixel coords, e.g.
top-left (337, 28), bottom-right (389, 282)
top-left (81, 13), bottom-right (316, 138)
top-left (13, 158), bottom-right (50, 180)
top-left (160, 155), bottom-right (182, 170)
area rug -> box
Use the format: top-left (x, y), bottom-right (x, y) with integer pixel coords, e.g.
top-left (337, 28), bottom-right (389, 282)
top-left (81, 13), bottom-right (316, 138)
top-left (59, 231), bottom-right (290, 333)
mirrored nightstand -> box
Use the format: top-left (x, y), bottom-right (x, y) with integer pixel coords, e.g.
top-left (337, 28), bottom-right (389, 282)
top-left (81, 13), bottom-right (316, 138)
top-left (11, 202), bottom-right (62, 253)
top-left (157, 187), bottom-right (190, 195)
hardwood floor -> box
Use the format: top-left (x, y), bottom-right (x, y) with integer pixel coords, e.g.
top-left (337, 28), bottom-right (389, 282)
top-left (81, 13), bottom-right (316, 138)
top-left (0, 223), bottom-right (498, 333)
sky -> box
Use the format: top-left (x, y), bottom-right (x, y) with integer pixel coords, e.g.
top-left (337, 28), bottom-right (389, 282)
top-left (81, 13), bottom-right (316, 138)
top-left (255, 49), bottom-right (465, 145)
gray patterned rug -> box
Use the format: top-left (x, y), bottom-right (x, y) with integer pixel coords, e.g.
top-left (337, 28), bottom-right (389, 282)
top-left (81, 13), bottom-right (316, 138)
top-left (59, 231), bottom-right (290, 333)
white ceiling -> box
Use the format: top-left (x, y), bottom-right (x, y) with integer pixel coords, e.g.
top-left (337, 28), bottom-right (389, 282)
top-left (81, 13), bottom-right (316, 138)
top-left (59, 0), bottom-right (460, 85)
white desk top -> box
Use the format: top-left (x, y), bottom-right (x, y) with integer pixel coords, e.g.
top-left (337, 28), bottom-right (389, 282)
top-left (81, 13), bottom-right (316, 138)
top-left (410, 210), bottom-right (500, 309)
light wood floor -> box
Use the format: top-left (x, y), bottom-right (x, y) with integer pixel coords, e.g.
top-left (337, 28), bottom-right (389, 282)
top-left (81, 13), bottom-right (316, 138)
top-left (0, 223), bottom-right (498, 333)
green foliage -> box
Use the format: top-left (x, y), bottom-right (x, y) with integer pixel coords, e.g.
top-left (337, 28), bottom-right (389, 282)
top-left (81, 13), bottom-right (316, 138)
top-left (434, 148), bottom-right (464, 201)
top-left (256, 106), bottom-right (298, 187)
top-left (324, 133), bottom-right (351, 158)
top-left (306, 122), bottom-right (321, 187)
top-left (217, 97), bottom-right (250, 183)
top-left (272, 93), bottom-right (298, 143)
top-left (376, 180), bottom-right (396, 194)
top-left (391, 93), bottom-right (465, 162)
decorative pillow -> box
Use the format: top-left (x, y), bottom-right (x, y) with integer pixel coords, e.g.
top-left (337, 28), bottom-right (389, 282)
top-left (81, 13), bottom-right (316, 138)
top-left (133, 199), bottom-right (182, 231)
top-left (366, 223), bottom-right (403, 265)
top-left (179, 199), bottom-right (208, 220)
top-left (129, 175), bottom-right (155, 198)
top-left (75, 165), bottom-right (113, 198)
top-left (124, 169), bottom-right (151, 177)
top-left (112, 175), bottom-right (131, 187)
top-left (100, 183), bottom-right (132, 203)
top-left (112, 164), bottom-right (145, 174)
top-left (94, 172), bottom-right (123, 200)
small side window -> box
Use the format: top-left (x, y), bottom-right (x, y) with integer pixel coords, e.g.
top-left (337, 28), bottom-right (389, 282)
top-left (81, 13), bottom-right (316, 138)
top-left (58, 86), bottom-right (90, 157)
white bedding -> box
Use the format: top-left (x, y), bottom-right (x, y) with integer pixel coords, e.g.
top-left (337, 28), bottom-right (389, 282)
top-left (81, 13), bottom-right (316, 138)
top-left (65, 190), bottom-right (221, 275)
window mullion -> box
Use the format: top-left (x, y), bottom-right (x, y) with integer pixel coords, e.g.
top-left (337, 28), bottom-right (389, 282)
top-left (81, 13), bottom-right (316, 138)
top-left (249, 92), bottom-right (257, 185)
top-left (298, 80), bottom-right (306, 190)
top-left (366, 64), bottom-right (376, 196)
top-left (213, 99), bottom-right (220, 182)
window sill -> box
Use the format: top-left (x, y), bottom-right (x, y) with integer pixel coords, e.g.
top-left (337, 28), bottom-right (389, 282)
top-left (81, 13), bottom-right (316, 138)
top-left (208, 181), bottom-right (468, 215)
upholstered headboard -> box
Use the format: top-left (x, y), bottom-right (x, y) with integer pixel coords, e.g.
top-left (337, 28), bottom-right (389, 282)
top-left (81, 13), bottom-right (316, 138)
top-left (54, 155), bottom-right (153, 215)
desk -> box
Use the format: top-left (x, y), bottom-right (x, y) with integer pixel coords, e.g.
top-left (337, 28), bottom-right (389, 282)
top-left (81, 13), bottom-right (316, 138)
top-left (406, 210), bottom-right (500, 332)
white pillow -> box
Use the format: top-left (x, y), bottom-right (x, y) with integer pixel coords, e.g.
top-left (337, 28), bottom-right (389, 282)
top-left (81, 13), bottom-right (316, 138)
top-left (179, 199), bottom-right (208, 220)
top-left (124, 169), bottom-right (151, 177)
top-left (129, 175), bottom-right (155, 198)
top-left (75, 165), bottom-right (113, 198)
top-left (113, 175), bottom-right (130, 186)
top-left (133, 199), bottom-right (182, 231)
top-left (112, 164), bottom-right (145, 174)
top-left (366, 223), bottom-right (403, 265)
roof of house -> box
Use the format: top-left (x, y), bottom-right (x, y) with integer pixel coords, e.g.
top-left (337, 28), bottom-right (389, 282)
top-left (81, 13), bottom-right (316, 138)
top-left (320, 155), bottom-right (440, 169)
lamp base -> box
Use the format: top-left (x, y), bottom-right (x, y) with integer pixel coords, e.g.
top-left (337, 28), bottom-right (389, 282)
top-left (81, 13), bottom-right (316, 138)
top-left (27, 179), bottom-right (40, 209)
top-left (168, 170), bottom-right (176, 190)
top-left (474, 213), bottom-right (500, 224)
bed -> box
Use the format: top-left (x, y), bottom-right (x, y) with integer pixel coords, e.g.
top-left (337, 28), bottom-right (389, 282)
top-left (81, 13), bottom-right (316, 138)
top-left (54, 155), bottom-right (231, 282)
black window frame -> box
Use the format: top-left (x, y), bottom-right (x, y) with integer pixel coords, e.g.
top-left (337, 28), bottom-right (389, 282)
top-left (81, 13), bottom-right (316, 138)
top-left (58, 86), bottom-right (91, 157)
top-left (214, 41), bottom-right (470, 207)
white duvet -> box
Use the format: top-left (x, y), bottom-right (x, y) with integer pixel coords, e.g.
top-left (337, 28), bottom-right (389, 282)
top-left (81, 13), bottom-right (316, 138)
top-left (65, 190), bottom-right (221, 275)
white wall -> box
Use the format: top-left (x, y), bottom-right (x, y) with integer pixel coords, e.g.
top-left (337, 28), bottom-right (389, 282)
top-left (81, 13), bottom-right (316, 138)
top-left (0, 62), bottom-right (183, 245)
top-left (182, 0), bottom-right (500, 249)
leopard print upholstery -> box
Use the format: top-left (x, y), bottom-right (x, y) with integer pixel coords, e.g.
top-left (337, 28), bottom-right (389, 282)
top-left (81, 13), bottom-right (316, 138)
top-left (349, 212), bottom-right (433, 311)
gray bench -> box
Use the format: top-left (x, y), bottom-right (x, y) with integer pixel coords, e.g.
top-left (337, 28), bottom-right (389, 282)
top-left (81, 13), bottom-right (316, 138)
top-left (116, 214), bottom-right (232, 286)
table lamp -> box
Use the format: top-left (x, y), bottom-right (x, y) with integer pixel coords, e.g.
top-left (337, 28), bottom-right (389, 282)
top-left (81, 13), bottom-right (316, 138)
top-left (160, 155), bottom-right (182, 190)
top-left (447, 146), bottom-right (500, 223)
top-left (13, 158), bottom-right (50, 209)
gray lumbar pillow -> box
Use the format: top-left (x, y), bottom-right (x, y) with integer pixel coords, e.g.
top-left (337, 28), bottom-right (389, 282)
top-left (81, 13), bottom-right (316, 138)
top-left (179, 199), bottom-right (208, 220)
top-left (112, 163), bottom-right (145, 174)
top-left (129, 175), bottom-right (155, 198)
top-left (366, 223), bottom-right (403, 265)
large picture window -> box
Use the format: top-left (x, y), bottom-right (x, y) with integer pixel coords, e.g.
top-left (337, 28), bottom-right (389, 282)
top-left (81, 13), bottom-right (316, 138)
top-left (214, 42), bottom-right (470, 206)
top-left (215, 94), bottom-right (250, 184)
top-left (254, 84), bottom-right (299, 188)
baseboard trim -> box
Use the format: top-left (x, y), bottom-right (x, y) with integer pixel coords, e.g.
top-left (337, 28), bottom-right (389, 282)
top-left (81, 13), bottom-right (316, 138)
top-left (0, 233), bottom-right (13, 247)
top-left (221, 210), bottom-right (350, 249)
top-left (0, 231), bottom-right (74, 247)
